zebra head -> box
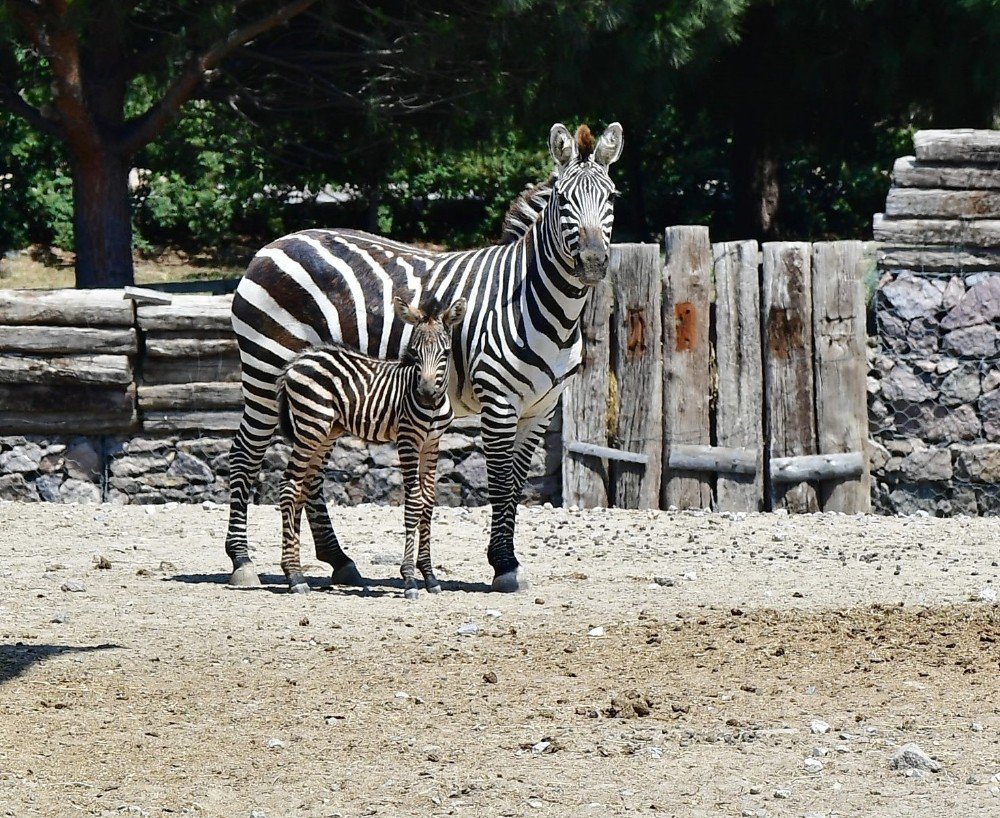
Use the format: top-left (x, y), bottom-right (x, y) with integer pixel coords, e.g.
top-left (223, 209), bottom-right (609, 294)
top-left (548, 122), bottom-right (624, 286)
top-left (393, 295), bottom-right (468, 405)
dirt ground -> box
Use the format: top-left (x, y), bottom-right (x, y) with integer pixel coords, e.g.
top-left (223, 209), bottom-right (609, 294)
top-left (1, 501), bottom-right (998, 818)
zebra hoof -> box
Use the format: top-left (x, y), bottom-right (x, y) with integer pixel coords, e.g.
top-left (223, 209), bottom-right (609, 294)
top-left (289, 581), bottom-right (311, 594)
top-left (330, 561), bottom-right (365, 587)
top-left (491, 567), bottom-right (528, 593)
top-left (404, 587), bottom-right (420, 601)
top-left (426, 582), bottom-right (442, 594)
top-left (228, 563), bottom-right (261, 588)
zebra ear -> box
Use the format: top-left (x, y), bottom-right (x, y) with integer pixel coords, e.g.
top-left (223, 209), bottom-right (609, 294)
top-left (392, 295), bottom-right (421, 325)
top-left (549, 123), bottom-right (577, 169)
top-left (594, 122), bottom-right (623, 168)
top-left (442, 298), bottom-right (467, 329)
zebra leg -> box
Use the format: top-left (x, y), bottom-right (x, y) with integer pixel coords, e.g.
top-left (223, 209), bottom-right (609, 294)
top-left (225, 415), bottom-right (275, 587)
top-left (481, 403), bottom-right (527, 592)
top-left (304, 464), bottom-right (365, 586)
top-left (280, 448), bottom-right (318, 594)
top-left (417, 437), bottom-right (442, 593)
top-left (398, 436), bottom-right (422, 600)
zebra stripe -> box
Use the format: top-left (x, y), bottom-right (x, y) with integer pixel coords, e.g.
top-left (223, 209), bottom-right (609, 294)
top-left (225, 122), bottom-right (624, 593)
top-left (275, 297), bottom-right (465, 596)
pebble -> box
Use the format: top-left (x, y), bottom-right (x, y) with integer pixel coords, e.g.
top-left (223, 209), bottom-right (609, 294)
top-left (266, 738), bottom-right (285, 749)
top-left (773, 789), bottom-right (791, 799)
top-left (50, 612), bottom-right (70, 624)
top-left (60, 581), bottom-right (86, 593)
top-left (889, 743), bottom-right (941, 772)
top-left (588, 626), bottom-right (605, 638)
top-left (653, 576), bottom-right (675, 587)
top-left (803, 758), bottom-right (824, 774)
top-left (812, 746), bottom-right (829, 757)
top-left (456, 623), bottom-right (480, 636)
top-left (810, 719), bottom-right (831, 734)
top-left (485, 609), bottom-right (502, 618)
top-left (682, 571), bottom-right (697, 581)
top-left (971, 722), bottom-right (984, 732)
top-left (978, 586), bottom-right (998, 603)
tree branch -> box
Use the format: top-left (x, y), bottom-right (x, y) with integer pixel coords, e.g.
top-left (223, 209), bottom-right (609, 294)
top-left (0, 83), bottom-right (63, 138)
top-left (119, 0), bottom-right (318, 155)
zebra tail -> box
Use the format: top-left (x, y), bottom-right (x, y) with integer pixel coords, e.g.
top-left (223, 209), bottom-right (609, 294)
top-left (276, 375), bottom-right (295, 442)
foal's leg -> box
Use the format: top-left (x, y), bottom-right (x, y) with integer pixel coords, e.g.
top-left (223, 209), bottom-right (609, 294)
top-left (417, 436), bottom-right (442, 593)
top-left (397, 436), bottom-right (422, 600)
top-left (304, 456), bottom-right (365, 586)
top-left (280, 438), bottom-right (334, 594)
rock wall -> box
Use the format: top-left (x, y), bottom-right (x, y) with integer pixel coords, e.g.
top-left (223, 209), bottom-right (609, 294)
top-left (0, 415), bottom-right (562, 507)
top-left (871, 129), bottom-right (1000, 515)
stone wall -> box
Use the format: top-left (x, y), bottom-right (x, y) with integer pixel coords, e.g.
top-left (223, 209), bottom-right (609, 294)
top-left (870, 129), bottom-right (1000, 515)
top-left (0, 415), bottom-right (562, 507)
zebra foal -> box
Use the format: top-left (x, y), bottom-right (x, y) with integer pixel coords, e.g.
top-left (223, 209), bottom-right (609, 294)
top-left (275, 295), bottom-right (467, 597)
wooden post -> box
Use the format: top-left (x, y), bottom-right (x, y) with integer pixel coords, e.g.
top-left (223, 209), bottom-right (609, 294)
top-left (610, 243), bottom-right (663, 509)
top-left (561, 277), bottom-right (612, 508)
top-left (762, 242), bottom-right (819, 513)
top-left (662, 226), bottom-right (713, 510)
top-left (713, 240), bottom-right (764, 512)
top-left (812, 241), bottom-right (873, 513)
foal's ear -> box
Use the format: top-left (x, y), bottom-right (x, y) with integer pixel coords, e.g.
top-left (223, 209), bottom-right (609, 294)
top-left (549, 123), bottom-right (577, 170)
top-left (392, 295), bottom-right (422, 325)
top-left (442, 298), bottom-right (467, 329)
top-left (594, 122), bottom-right (624, 168)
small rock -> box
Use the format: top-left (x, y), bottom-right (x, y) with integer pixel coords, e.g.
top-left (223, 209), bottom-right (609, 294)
top-left (588, 626), bottom-right (605, 638)
top-left (298, 616), bottom-right (309, 626)
top-left (531, 741), bottom-right (551, 754)
top-left (773, 789), bottom-right (791, 799)
top-left (971, 722), bottom-right (984, 732)
top-left (978, 586), bottom-right (998, 603)
top-left (653, 576), bottom-right (675, 587)
top-left (485, 609), bottom-right (502, 618)
top-left (60, 581), bottom-right (86, 593)
top-left (889, 743), bottom-right (941, 773)
top-left (456, 622), bottom-right (480, 637)
top-left (682, 571), bottom-right (697, 581)
top-left (904, 768), bottom-right (926, 779)
top-left (534, 597), bottom-right (545, 605)
top-left (266, 738), bottom-right (285, 749)
top-left (803, 758), bottom-right (824, 774)
top-left (812, 746), bottom-right (829, 757)
top-left (50, 612), bottom-right (70, 624)
top-left (810, 719), bottom-right (831, 734)
top-left (483, 671), bottom-right (498, 684)
top-left (95, 555), bottom-right (112, 570)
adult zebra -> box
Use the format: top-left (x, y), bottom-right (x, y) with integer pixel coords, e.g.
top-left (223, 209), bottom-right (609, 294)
top-left (226, 121), bottom-right (623, 592)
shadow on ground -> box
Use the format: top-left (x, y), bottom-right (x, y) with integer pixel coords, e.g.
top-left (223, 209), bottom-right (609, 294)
top-left (0, 643), bottom-right (120, 685)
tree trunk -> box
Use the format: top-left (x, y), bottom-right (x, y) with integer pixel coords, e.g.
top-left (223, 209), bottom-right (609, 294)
top-left (732, 124), bottom-right (781, 241)
top-left (71, 149), bottom-right (134, 288)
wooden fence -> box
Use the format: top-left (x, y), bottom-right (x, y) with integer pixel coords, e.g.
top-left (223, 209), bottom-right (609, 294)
top-left (561, 228), bottom-right (875, 514)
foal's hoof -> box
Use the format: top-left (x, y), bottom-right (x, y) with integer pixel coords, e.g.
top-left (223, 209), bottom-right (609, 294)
top-left (404, 587), bottom-right (420, 601)
top-left (426, 582), bottom-right (442, 594)
top-left (289, 581), bottom-right (311, 594)
top-left (228, 563), bottom-right (261, 588)
top-left (330, 561), bottom-right (365, 587)
top-left (491, 567), bottom-right (528, 593)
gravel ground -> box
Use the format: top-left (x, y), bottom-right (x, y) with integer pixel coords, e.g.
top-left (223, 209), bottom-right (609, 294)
top-left (1, 500), bottom-right (998, 817)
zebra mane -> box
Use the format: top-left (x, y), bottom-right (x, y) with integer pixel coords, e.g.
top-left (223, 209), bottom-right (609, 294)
top-left (500, 174), bottom-right (556, 244)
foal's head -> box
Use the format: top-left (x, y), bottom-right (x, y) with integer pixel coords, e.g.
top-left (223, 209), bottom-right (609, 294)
top-left (393, 295), bottom-right (467, 405)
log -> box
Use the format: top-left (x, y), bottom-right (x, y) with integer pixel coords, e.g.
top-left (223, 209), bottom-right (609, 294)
top-left (770, 452), bottom-right (864, 483)
top-left (763, 242), bottom-right (819, 513)
top-left (0, 410), bottom-right (138, 435)
top-left (123, 286), bottom-right (173, 305)
top-left (610, 243), bottom-right (663, 509)
top-left (0, 383), bottom-right (135, 415)
top-left (914, 129), bottom-right (1000, 164)
top-left (886, 188), bottom-right (1000, 219)
top-left (0, 326), bottom-right (137, 355)
top-left (141, 355), bottom-right (241, 385)
top-left (137, 295), bottom-right (234, 332)
top-left (0, 353), bottom-right (132, 385)
top-left (144, 337), bottom-right (240, 358)
top-left (561, 277), bottom-right (612, 508)
top-left (878, 245), bottom-right (1000, 272)
top-left (892, 156), bottom-right (1000, 190)
top-left (565, 441), bottom-right (648, 465)
top-left (138, 382), bottom-right (244, 411)
top-left (661, 226), bottom-right (713, 510)
top-left (0, 289), bottom-right (134, 326)
top-left (667, 444), bottom-right (756, 475)
top-left (142, 410), bottom-right (242, 433)
top-left (873, 214), bottom-right (1000, 247)
top-left (811, 242), bottom-right (872, 513)
top-left (712, 240), bottom-right (764, 511)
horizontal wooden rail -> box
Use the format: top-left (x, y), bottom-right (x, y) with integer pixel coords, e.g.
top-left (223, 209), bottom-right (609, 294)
top-left (565, 441), bottom-right (649, 466)
top-left (769, 452), bottom-right (864, 483)
top-left (667, 444), bottom-right (757, 475)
